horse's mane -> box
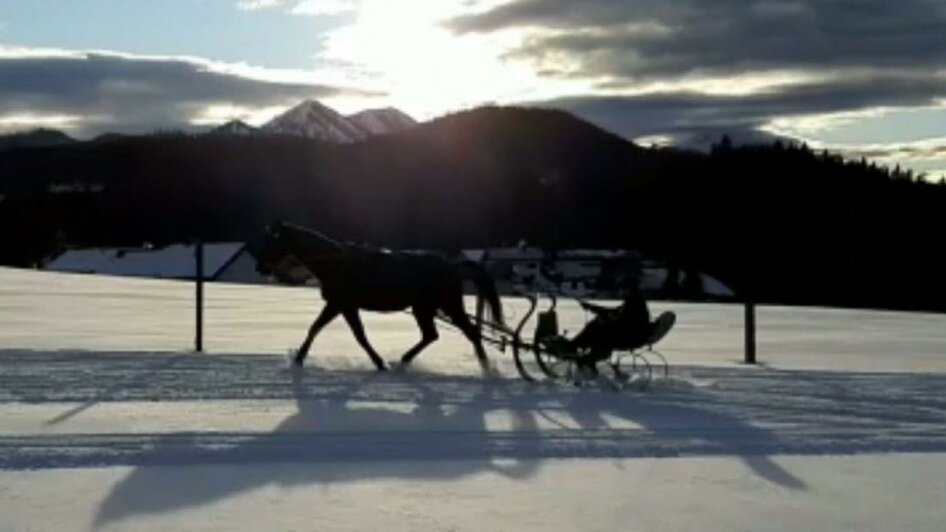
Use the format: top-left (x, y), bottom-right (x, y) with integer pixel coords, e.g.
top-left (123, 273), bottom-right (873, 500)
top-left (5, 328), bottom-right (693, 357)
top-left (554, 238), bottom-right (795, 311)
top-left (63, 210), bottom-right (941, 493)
top-left (278, 222), bottom-right (343, 252)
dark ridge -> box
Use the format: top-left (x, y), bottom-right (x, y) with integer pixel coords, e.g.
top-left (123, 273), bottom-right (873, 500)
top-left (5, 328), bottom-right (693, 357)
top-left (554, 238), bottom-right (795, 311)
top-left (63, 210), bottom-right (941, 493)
top-left (0, 106), bottom-right (943, 311)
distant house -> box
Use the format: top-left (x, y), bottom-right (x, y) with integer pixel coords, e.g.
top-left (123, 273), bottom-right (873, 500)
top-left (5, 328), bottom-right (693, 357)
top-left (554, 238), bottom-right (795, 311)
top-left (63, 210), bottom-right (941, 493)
top-left (461, 247), bottom-right (734, 300)
top-left (48, 181), bottom-right (105, 194)
top-left (461, 247), bottom-right (636, 297)
top-left (637, 260), bottom-right (735, 299)
top-left (44, 242), bottom-right (267, 284)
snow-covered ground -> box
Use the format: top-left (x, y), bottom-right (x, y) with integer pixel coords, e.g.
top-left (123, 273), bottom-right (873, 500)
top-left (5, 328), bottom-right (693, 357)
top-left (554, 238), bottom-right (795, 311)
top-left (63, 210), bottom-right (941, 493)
top-left (2, 267), bottom-right (945, 531)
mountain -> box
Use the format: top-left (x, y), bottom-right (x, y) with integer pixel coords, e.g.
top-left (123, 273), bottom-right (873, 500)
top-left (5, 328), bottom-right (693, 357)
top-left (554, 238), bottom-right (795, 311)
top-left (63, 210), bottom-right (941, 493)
top-left (1, 105), bottom-right (945, 311)
top-left (92, 133), bottom-right (132, 144)
top-left (676, 128), bottom-right (786, 152)
top-left (0, 129), bottom-right (76, 151)
top-left (259, 100), bottom-right (416, 142)
top-left (209, 120), bottom-right (258, 137)
top-left (261, 100), bottom-right (368, 143)
top-left (347, 108), bottom-right (416, 136)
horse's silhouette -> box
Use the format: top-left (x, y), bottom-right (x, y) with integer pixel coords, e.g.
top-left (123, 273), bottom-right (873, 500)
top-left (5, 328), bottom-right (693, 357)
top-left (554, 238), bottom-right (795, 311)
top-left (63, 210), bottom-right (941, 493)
top-left (255, 222), bottom-right (504, 371)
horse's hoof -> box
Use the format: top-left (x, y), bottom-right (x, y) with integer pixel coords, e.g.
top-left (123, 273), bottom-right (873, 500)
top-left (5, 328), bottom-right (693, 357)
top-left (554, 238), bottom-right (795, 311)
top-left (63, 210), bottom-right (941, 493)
top-left (287, 348), bottom-right (307, 366)
top-left (389, 361), bottom-right (408, 373)
top-left (479, 363), bottom-right (500, 378)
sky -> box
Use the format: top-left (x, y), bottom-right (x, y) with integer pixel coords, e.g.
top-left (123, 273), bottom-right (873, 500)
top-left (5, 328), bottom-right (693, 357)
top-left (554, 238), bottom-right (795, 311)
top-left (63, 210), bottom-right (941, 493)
top-left (1, 0), bottom-right (945, 178)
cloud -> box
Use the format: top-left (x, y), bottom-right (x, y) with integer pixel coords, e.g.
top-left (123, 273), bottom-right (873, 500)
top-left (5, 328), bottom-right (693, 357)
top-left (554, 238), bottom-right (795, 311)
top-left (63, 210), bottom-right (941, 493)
top-left (855, 139), bottom-right (946, 162)
top-left (803, 136), bottom-right (946, 180)
top-left (291, 0), bottom-right (357, 16)
top-left (444, 1), bottom-right (946, 109)
top-left (0, 113), bottom-right (84, 131)
top-left (534, 71), bottom-right (946, 148)
top-left (534, 86), bottom-right (946, 180)
top-left (236, 0), bottom-right (285, 11)
top-left (833, 138), bottom-right (946, 163)
top-left (447, 0), bottom-right (946, 79)
top-left (446, 0), bottom-right (946, 175)
top-left (236, 0), bottom-right (356, 16)
top-left (0, 48), bottom-right (380, 137)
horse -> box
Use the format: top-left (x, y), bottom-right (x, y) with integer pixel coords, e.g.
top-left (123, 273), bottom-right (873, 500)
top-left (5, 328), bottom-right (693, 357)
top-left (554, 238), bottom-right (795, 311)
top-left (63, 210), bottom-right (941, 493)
top-left (254, 222), bottom-right (504, 372)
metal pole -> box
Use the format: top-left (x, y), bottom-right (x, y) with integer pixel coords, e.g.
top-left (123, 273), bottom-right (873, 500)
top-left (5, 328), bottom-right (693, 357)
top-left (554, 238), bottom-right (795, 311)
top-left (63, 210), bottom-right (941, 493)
top-left (195, 240), bottom-right (204, 352)
top-left (744, 299), bottom-right (756, 364)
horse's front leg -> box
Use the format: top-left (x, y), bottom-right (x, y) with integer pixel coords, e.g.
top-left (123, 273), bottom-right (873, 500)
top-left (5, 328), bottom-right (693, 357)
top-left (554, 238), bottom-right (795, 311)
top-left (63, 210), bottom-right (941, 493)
top-left (342, 309), bottom-right (388, 371)
top-left (295, 304), bottom-right (341, 366)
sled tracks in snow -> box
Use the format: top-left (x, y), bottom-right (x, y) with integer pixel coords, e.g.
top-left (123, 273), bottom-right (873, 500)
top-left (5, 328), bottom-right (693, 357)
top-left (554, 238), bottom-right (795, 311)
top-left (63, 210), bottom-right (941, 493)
top-left (3, 350), bottom-right (946, 470)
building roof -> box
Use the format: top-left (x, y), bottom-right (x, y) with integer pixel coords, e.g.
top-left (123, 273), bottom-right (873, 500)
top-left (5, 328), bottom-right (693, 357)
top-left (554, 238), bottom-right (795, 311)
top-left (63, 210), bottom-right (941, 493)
top-left (462, 248), bottom-right (632, 262)
top-left (45, 243), bottom-right (247, 279)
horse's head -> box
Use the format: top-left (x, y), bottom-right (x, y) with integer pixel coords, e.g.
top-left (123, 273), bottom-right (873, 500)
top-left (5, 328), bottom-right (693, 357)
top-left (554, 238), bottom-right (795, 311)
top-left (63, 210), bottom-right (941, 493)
top-left (254, 222), bottom-right (288, 277)
top-left (255, 222), bottom-right (342, 283)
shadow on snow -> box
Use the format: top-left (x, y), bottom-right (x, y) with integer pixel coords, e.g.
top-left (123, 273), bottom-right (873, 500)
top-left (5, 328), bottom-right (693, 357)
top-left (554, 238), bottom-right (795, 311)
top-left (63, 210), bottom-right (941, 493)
top-left (3, 350), bottom-right (946, 526)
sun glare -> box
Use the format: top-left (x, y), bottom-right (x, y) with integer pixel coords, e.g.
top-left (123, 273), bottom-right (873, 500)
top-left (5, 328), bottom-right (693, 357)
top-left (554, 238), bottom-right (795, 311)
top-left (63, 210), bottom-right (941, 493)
top-left (320, 0), bottom-right (570, 118)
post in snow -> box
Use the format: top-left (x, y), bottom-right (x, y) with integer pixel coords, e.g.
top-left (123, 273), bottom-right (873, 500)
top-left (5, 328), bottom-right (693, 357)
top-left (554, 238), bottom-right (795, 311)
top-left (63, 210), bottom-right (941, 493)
top-left (744, 298), bottom-right (756, 364)
top-left (195, 240), bottom-right (204, 353)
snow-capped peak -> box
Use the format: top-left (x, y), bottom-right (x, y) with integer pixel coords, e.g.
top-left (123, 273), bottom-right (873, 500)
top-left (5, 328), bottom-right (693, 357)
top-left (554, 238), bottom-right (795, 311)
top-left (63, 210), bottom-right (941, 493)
top-left (346, 107), bottom-right (417, 136)
top-left (254, 100), bottom-right (418, 143)
top-left (262, 100), bottom-right (368, 143)
top-left (209, 120), bottom-right (258, 136)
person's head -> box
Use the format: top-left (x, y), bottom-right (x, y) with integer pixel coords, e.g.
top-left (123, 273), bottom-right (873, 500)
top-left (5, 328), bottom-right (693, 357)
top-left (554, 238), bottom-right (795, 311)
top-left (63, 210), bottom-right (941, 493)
top-left (620, 273), bottom-right (643, 299)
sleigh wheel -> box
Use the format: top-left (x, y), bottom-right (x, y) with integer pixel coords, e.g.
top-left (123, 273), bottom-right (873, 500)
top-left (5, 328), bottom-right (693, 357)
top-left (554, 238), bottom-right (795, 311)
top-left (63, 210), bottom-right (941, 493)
top-left (534, 342), bottom-right (582, 382)
top-left (643, 349), bottom-right (670, 379)
top-left (610, 351), bottom-right (653, 390)
top-left (511, 337), bottom-right (539, 382)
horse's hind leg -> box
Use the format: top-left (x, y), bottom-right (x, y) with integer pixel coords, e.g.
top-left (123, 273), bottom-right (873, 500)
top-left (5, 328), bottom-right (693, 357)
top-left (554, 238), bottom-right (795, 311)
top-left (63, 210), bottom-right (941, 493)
top-left (400, 306), bottom-right (439, 366)
top-left (342, 309), bottom-right (388, 371)
top-left (295, 304), bottom-right (341, 365)
top-left (441, 302), bottom-right (490, 371)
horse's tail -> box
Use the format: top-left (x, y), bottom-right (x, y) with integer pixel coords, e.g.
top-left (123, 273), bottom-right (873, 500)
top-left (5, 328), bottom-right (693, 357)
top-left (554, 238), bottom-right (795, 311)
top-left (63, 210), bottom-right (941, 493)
top-left (458, 260), bottom-right (505, 329)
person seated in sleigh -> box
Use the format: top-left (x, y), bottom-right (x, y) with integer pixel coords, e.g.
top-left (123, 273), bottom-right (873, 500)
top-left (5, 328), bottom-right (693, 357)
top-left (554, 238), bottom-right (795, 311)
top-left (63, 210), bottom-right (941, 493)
top-left (568, 276), bottom-right (657, 373)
